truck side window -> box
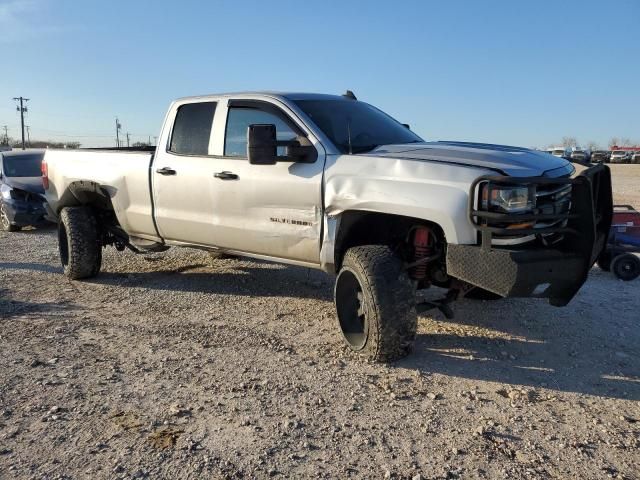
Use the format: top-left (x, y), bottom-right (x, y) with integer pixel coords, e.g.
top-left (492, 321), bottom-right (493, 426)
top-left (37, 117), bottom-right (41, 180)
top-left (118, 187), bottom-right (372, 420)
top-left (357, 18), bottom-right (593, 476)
top-left (224, 107), bottom-right (297, 157)
top-left (169, 102), bottom-right (216, 155)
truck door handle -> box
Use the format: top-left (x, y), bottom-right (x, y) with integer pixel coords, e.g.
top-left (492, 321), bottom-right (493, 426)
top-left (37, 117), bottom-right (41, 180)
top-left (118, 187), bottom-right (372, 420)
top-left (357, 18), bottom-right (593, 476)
top-left (156, 167), bottom-right (176, 176)
top-left (214, 171), bottom-right (239, 180)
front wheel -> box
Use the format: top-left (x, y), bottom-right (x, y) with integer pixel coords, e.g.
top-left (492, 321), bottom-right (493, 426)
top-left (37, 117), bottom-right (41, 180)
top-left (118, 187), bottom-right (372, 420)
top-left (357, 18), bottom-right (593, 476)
top-left (334, 245), bottom-right (417, 362)
top-left (58, 206), bottom-right (102, 279)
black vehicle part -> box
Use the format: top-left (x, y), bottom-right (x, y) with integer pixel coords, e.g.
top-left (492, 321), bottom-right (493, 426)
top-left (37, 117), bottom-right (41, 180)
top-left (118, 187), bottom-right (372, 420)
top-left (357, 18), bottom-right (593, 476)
top-left (334, 245), bottom-right (417, 362)
top-left (597, 250), bottom-right (613, 272)
top-left (611, 253), bottom-right (640, 281)
top-left (452, 164), bottom-right (612, 307)
top-left (416, 288), bottom-right (459, 319)
top-left (58, 206), bottom-right (102, 279)
top-left (464, 288), bottom-right (503, 301)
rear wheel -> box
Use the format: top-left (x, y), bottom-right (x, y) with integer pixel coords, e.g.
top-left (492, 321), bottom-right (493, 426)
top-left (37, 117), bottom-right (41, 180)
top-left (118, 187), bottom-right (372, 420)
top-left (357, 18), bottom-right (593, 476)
top-left (334, 245), bottom-right (417, 362)
top-left (0, 203), bottom-right (19, 232)
top-left (611, 254), bottom-right (640, 281)
top-left (58, 206), bottom-right (102, 279)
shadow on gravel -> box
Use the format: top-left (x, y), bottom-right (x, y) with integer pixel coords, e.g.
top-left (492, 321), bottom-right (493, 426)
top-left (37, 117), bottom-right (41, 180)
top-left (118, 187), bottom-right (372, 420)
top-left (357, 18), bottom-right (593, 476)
top-left (89, 263), bottom-right (334, 300)
top-left (401, 298), bottom-right (640, 401)
top-left (0, 288), bottom-right (76, 319)
top-left (0, 262), bottom-right (61, 274)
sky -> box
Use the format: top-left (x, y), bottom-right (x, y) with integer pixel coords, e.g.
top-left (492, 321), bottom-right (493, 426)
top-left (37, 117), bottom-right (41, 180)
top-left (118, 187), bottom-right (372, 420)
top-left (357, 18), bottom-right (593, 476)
top-left (1, 0), bottom-right (639, 149)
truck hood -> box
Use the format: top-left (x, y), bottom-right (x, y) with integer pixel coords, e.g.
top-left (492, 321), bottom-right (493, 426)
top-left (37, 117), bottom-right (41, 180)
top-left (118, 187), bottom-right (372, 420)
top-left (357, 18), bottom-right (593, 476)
top-left (2, 176), bottom-right (45, 195)
top-left (367, 141), bottom-right (572, 177)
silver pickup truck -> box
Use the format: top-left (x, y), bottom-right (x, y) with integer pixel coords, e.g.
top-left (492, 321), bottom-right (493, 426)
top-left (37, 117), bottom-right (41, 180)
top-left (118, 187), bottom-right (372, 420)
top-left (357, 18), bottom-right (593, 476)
top-left (43, 91), bottom-right (613, 361)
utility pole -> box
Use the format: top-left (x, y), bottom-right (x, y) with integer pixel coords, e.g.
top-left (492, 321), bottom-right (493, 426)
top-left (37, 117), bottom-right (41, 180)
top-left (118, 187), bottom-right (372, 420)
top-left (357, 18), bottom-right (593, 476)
top-left (13, 96), bottom-right (29, 150)
top-left (126, 132), bottom-right (130, 148)
top-left (115, 117), bottom-right (122, 148)
top-left (1, 125), bottom-right (8, 145)
top-left (148, 135), bottom-right (151, 146)
top-left (25, 126), bottom-right (31, 146)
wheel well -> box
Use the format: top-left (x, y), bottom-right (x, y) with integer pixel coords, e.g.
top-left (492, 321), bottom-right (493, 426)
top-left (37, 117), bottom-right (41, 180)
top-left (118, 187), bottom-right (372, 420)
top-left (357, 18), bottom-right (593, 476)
top-left (334, 211), bottom-right (445, 270)
top-left (58, 181), bottom-right (121, 236)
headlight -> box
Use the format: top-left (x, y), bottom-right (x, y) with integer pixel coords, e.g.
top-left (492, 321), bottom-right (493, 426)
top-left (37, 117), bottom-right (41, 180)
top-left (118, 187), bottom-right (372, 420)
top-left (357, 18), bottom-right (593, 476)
top-left (481, 184), bottom-right (536, 213)
top-left (1, 187), bottom-right (12, 200)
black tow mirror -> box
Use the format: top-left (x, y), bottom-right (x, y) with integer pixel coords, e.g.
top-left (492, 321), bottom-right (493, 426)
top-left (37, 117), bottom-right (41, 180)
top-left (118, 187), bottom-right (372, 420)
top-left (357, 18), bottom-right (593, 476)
top-left (247, 124), bottom-right (317, 164)
top-left (247, 124), bottom-right (278, 165)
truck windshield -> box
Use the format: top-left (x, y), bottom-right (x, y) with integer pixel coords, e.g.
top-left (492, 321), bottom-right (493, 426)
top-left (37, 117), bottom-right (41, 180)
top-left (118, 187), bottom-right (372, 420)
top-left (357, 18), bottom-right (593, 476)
top-left (2, 153), bottom-right (43, 177)
top-left (294, 100), bottom-right (423, 154)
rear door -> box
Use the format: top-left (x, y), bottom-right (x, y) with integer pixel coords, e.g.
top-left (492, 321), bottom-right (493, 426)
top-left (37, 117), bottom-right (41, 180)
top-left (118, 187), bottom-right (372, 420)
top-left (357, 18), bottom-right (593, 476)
top-left (152, 100), bottom-right (220, 245)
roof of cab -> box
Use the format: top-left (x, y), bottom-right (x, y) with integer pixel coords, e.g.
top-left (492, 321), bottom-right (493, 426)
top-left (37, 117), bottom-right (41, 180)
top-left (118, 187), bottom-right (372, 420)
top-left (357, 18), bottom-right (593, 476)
top-left (174, 91), bottom-right (352, 103)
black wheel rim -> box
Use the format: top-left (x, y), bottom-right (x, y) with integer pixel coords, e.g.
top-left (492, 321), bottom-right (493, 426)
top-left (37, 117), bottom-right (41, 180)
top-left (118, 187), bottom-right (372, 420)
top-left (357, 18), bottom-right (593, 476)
top-left (335, 269), bottom-right (368, 350)
top-left (614, 255), bottom-right (640, 281)
top-left (58, 223), bottom-right (69, 267)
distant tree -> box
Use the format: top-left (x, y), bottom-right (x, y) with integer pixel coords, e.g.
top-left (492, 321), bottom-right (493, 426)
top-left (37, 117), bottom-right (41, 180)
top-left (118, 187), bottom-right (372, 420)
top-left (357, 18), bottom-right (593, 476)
top-left (609, 137), bottom-right (620, 148)
top-left (619, 137), bottom-right (632, 146)
top-left (132, 141), bottom-right (150, 147)
top-left (10, 139), bottom-right (81, 149)
top-left (586, 141), bottom-right (599, 151)
top-left (561, 136), bottom-right (578, 148)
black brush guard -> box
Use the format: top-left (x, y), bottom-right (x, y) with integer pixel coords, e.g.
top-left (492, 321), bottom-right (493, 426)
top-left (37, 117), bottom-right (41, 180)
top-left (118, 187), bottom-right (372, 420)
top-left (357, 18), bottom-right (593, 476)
top-left (446, 164), bottom-right (613, 306)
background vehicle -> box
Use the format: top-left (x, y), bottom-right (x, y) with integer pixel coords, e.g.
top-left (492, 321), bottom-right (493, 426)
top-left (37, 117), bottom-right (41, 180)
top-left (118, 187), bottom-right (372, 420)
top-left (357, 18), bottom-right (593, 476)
top-left (547, 147), bottom-right (571, 159)
top-left (597, 205), bottom-right (640, 281)
top-left (590, 150), bottom-right (609, 163)
top-left (631, 151), bottom-right (640, 164)
top-left (570, 148), bottom-right (591, 162)
top-left (43, 92), bottom-right (612, 361)
top-left (610, 150), bottom-right (631, 163)
top-left (0, 150), bottom-right (49, 232)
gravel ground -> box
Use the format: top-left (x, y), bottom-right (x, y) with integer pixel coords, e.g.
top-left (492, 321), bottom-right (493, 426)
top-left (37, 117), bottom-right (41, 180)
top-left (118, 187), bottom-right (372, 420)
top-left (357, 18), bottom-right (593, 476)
top-left (1, 165), bottom-right (639, 479)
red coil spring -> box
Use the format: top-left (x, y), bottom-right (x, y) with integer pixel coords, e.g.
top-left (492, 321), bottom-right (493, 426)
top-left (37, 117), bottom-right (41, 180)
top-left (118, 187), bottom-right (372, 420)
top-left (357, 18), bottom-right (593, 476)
top-left (412, 226), bottom-right (432, 280)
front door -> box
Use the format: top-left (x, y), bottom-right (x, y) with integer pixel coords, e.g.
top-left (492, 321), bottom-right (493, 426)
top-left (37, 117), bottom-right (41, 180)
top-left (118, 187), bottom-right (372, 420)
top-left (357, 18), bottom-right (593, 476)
top-left (207, 99), bottom-right (325, 264)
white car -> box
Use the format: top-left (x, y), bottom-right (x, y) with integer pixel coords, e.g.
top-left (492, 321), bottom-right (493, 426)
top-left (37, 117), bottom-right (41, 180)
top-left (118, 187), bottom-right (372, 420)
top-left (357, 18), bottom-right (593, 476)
top-left (42, 91), bottom-right (613, 361)
top-left (610, 150), bottom-right (630, 163)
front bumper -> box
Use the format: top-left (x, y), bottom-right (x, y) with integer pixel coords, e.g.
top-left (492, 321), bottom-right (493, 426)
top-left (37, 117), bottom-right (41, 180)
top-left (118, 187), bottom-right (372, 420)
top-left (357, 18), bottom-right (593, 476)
top-left (447, 164), bottom-right (612, 306)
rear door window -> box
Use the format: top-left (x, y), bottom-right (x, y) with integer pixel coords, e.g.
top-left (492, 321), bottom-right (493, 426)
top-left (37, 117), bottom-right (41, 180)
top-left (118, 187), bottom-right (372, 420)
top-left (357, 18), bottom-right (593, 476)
top-left (169, 102), bottom-right (217, 155)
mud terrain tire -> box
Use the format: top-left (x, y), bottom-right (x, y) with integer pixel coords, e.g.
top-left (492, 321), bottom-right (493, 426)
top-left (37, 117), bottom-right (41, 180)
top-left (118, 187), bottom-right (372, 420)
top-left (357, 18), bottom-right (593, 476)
top-left (335, 245), bottom-right (417, 362)
top-left (58, 207), bottom-right (102, 279)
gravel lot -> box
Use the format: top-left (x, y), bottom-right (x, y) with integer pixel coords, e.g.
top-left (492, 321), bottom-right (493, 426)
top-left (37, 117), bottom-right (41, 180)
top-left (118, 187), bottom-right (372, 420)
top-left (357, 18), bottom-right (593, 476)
top-left (1, 165), bottom-right (639, 479)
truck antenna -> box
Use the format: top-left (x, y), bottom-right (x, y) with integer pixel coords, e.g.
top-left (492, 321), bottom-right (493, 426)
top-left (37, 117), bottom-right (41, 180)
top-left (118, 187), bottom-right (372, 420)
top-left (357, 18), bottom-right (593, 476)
top-left (347, 118), bottom-right (353, 155)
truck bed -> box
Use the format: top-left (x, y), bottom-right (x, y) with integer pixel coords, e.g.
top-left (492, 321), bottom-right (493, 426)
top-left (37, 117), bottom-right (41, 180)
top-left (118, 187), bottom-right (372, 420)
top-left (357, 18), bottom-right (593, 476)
top-left (44, 149), bottom-right (158, 240)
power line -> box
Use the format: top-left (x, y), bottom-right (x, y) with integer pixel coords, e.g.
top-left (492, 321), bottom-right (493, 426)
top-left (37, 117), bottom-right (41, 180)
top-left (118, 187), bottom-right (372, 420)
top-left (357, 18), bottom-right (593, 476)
top-left (13, 96), bottom-right (29, 150)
